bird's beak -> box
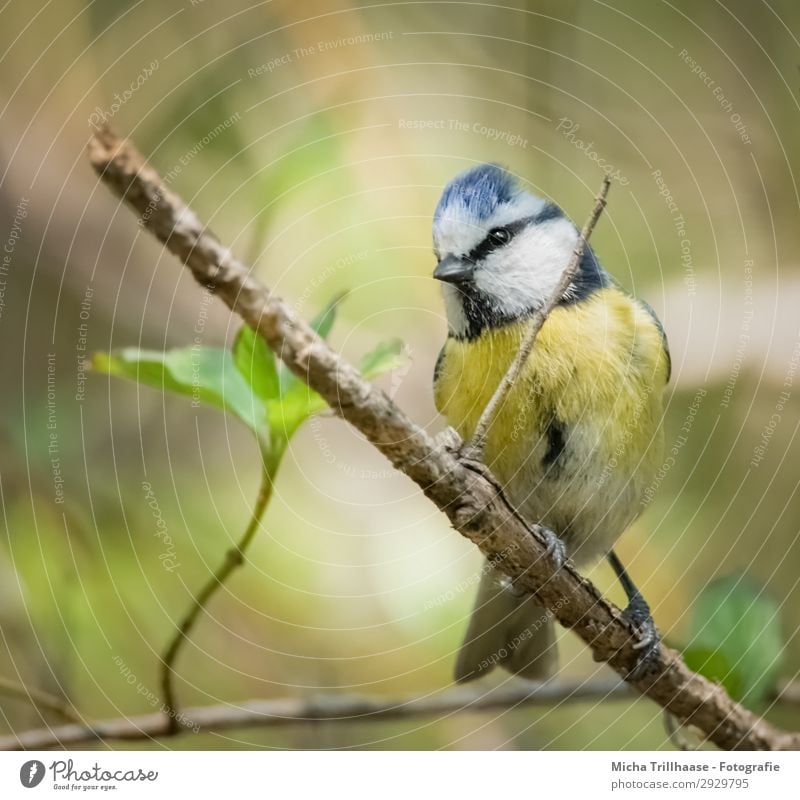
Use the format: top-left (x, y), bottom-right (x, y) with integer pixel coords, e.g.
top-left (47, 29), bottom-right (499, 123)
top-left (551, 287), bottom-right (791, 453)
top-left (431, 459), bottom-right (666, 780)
top-left (434, 255), bottom-right (473, 284)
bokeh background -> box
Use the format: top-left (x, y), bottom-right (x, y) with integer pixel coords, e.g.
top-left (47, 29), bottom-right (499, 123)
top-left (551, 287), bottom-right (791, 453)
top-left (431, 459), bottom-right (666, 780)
top-left (2, 0), bottom-right (800, 749)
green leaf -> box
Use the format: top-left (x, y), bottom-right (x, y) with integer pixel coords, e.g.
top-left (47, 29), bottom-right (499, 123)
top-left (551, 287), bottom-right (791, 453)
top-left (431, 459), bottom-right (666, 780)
top-left (267, 392), bottom-right (327, 443)
top-left (233, 325), bottom-right (280, 402)
top-left (270, 337), bottom-right (408, 443)
top-left (271, 292), bottom-right (350, 434)
top-left (360, 338), bottom-right (407, 379)
top-left (279, 293), bottom-right (348, 395)
top-left (683, 576), bottom-right (782, 709)
top-left (310, 290), bottom-right (348, 340)
top-left (92, 347), bottom-right (267, 435)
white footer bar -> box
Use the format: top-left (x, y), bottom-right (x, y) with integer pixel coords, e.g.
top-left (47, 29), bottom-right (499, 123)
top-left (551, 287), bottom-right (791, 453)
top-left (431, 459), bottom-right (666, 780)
top-left (0, 751), bottom-right (796, 798)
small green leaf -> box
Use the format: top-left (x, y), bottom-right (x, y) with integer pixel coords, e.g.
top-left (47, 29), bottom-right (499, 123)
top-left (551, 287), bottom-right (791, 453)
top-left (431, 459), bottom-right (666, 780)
top-left (279, 293), bottom-right (348, 394)
top-left (267, 391), bottom-right (327, 442)
top-left (360, 338), bottom-right (407, 379)
top-left (93, 347), bottom-right (267, 435)
top-left (270, 337), bottom-right (408, 442)
top-left (233, 325), bottom-right (279, 402)
top-left (310, 290), bottom-right (348, 340)
top-left (683, 576), bottom-right (782, 709)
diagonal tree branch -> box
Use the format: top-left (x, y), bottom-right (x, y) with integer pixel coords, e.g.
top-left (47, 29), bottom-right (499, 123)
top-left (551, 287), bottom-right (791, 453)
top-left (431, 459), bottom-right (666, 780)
top-left (81, 127), bottom-right (799, 751)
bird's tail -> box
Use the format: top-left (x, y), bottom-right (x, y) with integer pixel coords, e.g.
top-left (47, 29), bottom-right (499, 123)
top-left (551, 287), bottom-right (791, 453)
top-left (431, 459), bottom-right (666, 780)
top-left (454, 561), bottom-right (557, 683)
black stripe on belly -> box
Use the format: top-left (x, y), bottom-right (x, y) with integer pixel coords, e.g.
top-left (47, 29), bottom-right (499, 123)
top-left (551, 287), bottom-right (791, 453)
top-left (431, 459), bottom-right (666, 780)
top-left (433, 346), bottom-right (445, 383)
top-left (543, 417), bottom-right (566, 468)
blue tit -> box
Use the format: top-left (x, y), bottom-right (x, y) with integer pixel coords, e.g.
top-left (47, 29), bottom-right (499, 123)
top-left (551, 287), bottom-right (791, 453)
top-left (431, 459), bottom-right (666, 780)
top-left (432, 164), bottom-right (670, 682)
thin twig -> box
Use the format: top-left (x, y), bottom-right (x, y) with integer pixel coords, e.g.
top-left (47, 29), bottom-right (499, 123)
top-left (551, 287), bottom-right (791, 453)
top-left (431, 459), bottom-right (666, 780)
top-left (464, 175), bottom-right (612, 460)
top-left (0, 677), bottom-right (81, 723)
top-left (4, 678), bottom-right (800, 751)
top-left (83, 127), bottom-right (800, 750)
top-left (160, 466), bottom-right (273, 732)
top-left (0, 679), bottom-right (629, 749)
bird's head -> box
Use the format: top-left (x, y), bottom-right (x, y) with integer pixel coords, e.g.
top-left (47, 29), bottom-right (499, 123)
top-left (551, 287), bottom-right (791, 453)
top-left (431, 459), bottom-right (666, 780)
top-left (432, 163), bottom-right (605, 339)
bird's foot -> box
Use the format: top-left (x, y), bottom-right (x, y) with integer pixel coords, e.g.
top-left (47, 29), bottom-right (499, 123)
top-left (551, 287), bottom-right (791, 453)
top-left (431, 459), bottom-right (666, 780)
top-left (540, 526), bottom-right (567, 571)
top-left (620, 593), bottom-right (661, 680)
top-left (436, 430), bottom-right (502, 486)
top-left (457, 453), bottom-right (508, 497)
top-left (433, 426), bottom-right (461, 455)
top-left (506, 527), bottom-right (567, 597)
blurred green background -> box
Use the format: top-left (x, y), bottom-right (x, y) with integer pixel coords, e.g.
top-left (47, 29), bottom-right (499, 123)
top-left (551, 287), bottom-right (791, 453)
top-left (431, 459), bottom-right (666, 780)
top-left (1, 0), bottom-right (799, 749)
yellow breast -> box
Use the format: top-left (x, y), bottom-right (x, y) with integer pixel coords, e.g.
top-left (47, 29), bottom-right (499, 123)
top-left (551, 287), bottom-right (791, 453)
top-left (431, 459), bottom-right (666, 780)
top-left (434, 287), bottom-right (668, 553)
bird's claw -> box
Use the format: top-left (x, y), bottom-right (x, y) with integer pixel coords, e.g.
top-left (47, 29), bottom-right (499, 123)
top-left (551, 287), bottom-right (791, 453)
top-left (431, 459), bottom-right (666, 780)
top-left (433, 426), bottom-right (461, 454)
top-left (507, 529), bottom-right (566, 597)
top-left (621, 593), bottom-right (661, 680)
top-left (540, 527), bottom-right (567, 571)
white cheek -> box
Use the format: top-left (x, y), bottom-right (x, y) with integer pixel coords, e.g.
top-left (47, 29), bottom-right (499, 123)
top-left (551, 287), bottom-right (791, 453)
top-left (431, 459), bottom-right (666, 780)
top-left (441, 284), bottom-right (469, 337)
top-left (474, 218), bottom-right (578, 312)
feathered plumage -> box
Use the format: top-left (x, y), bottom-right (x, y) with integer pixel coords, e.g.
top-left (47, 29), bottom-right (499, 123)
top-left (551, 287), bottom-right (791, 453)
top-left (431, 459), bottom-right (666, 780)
top-left (432, 164), bottom-right (669, 682)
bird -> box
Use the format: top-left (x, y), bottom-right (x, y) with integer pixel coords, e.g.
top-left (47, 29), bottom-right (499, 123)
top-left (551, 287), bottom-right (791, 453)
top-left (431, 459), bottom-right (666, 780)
top-left (431, 163), bottom-right (670, 683)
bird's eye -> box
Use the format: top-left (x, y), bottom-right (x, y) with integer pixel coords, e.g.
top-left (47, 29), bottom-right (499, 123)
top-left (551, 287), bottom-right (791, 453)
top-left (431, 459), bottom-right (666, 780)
top-left (488, 227), bottom-right (512, 245)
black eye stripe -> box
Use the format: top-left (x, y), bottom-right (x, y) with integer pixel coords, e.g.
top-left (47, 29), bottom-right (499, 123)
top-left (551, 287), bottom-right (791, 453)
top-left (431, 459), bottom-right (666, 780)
top-left (464, 203), bottom-right (563, 263)
top-left (467, 226), bottom-right (515, 262)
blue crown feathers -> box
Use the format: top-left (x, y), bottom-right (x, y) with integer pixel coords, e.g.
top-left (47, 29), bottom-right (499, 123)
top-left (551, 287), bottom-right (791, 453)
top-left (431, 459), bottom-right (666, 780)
top-left (434, 163), bottom-right (520, 224)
